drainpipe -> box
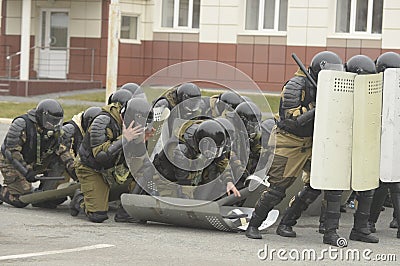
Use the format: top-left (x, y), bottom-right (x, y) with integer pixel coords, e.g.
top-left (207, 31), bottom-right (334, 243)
top-left (105, 0), bottom-right (120, 103)
top-left (20, 0), bottom-right (31, 83)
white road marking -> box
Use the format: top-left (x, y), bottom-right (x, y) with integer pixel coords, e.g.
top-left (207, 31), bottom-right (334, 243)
top-left (0, 244), bottom-right (115, 261)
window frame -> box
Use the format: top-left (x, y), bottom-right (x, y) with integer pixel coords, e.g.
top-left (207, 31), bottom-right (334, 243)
top-left (161, 0), bottom-right (200, 30)
top-left (335, 0), bottom-right (383, 36)
top-left (119, 13), bottom-right (140, 44)
top-left (244, 0), bottom-right (287, 33)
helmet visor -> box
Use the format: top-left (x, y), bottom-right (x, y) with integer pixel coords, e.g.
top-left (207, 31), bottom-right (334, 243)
top-left (199, 137), bottom-right (225, 159)
top-left (42, 113), bottom-right (63, 130)
top-left (181, 98), bottom-right (201, 113)
top-left (320, 62), bottom-right (344, 72)
top-left (246, 121), bottom-right (261, 138)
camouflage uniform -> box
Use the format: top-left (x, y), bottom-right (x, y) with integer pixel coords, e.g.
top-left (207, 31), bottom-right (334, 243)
top-left (246, 69), bottom-right (318, 232)
top-left (75, 103), bottom-right (135, 222)
top-left (0, 109), bottom-right (75, 208)
top-left (153, 120), bottom-right (232, 198)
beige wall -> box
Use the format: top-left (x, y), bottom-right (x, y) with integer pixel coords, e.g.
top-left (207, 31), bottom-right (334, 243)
top-left (382, 0), bottom-right (400, 49)
top-left (5, 0), bottom-right (102, 38)
top-left (6, 0), bottom-right (400, 49)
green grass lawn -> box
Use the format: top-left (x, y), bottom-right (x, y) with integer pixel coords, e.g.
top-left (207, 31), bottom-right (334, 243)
top-left (0, 102), bottom-right (91, 121)
top-left (59, 88), bottom-right (280, 114)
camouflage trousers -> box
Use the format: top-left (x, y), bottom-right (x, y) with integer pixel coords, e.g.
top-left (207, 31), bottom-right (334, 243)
top-left (75, 162), bottom-right (135, 213)
top-left (267, 127), bottom-right (312, 190)
top-left (0, 153), bottom-right (69, 208)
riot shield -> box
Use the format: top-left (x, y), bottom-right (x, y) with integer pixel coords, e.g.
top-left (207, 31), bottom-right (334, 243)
top-left (121, 194), bottom-right (236, 232)
top-left (311, 70), bottom-right (356, 190)
top-left (121, 193), bottom-right (279, 232)
top-left (380, 68), bottom-right (400, 182)
top-left (351, 73), bottom-right (382, 191)
top-left (19, 183), bottom-right (80, 204)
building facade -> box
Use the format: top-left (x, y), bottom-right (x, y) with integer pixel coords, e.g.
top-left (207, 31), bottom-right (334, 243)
top-left (0, 0), bottom-right (399, 92)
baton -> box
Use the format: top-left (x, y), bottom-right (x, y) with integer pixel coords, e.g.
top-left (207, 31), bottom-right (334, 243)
top-left (291, 53), bottom-right (318, 88)
top-left (35, 175), bottom-right (66, 181)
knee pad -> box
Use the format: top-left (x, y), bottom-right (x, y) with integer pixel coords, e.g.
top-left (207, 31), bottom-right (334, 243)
top-left (324, 190), bottom-right (342, 203)
top-left (299, 184), bottom-right (321, 205)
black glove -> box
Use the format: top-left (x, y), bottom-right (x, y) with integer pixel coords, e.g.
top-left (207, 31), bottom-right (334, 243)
top-left (67, 167), bottom-right (78, 181)
top-left (25, 170), bottom-right (37, 183)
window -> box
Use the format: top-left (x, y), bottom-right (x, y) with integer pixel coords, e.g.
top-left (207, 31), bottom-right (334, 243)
top-left (161, 0), bottom-right (200, 29)
top-left (245, 0), bottom-right (288, 31)
top-left (336, 0), bottom-right (383, 34)
top-left (120, 15), bottom-right (138, 40)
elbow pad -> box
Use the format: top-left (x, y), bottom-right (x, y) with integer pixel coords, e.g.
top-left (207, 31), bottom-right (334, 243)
top-left (95, 139), bottom-right (123, 164)
top-left (296, 108), bottom-right (315, 126)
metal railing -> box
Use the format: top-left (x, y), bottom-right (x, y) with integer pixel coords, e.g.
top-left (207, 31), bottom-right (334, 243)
top-left (5, 46), bottom-right (95, 81)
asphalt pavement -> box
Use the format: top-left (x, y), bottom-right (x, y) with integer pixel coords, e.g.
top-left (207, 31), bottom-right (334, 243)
top-left (0, 95), bottom-right (399, 265)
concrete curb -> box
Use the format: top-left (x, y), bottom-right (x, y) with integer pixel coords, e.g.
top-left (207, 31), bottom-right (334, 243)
top-left (0, 118), bottom-right (12, 125)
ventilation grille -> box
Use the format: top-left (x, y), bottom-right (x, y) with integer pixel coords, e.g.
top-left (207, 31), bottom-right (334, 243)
top-left (333, 77), bottom-right (354, 93)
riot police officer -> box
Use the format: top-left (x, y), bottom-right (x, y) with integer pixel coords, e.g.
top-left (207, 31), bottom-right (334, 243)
top-left (226, 101), bottom-right (264, 189)
top-left (72, 93), bottom-right (146, 223)
top-left (201, 91), bottom-right (244, 118)
top-left (121, 82), bottom-right (145, 99)
top-left (107, 87), bottom-right (133, 105)
top-left (341, 55), bottom-right (379, 243)
top-left (62, 106), bottom-right (102, 157)
top-left (245, 51), bottom-right (347, 246)
top-left (0, 99), bottom-right (77, 208)
top-left (153, 82), bottom-right (201, 113)
top-left (152, 119), bottom-right (240, 198)
top-left (368, 52), bottom-right (400, 239)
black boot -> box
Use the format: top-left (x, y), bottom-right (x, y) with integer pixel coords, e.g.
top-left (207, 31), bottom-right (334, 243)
top-left (69, 189), bottom-right (84, 216)
top-left (368, 182), bottom-right (388, 233)
top-left (86, 211), bottom-right (108, 223)
top-left (246, 185), bottom-right (286, 240)
top-left (349, 227), bottom-right (379, 243)
top-left (390, 217), bottom-right (398, 228)
top-left (277, 184), bottom-right (321, 238)
top-left (367, 221), bottom-right (376, 233)
top-left (390, 206), bottom-right (398, 228)
top-left (0, 185), bottom-right (29, 208)
top-left (246, 223), bottom-right (262, 239)
top-left (350, 190), bottom-right (379, 243)
top-left (323, 190), bottom-right (347, 247)
top-left (389, 183), bottom-right (400, 238)
top-left (319, 199), bottom-right (326, 234)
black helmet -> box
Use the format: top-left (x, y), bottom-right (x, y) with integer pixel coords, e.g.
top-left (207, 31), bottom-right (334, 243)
top-left (376, 52), bottom-right (400, 73)
top-left (82, 106), bottom-right (102, 132)
top-left (109, 89), bottom-right (133, 106)
top-left (121, 98), bottom-right (154, 131)
top-left (216, 91), bottom-right (244, 113)
top-left (176, 83), bottom-right (201, 103)
top-left (176, 83), bottom-right (201, 114)
top-left (121, 82), bottom-right (145, 98)
top-left (309, 51), bottom-right (343, 81)
top-left (215, 117), bottom-right (235, 137)
top-left (345, 55), bottom-right (376, 74)
top-left (235, 102), bottom-right (262, 138)
top-left (36, 99), bottom-right (64, 131)
top-left (215, 117), bottom-right (235, 154)
top-left (195, 120), bottom-right (226, 159)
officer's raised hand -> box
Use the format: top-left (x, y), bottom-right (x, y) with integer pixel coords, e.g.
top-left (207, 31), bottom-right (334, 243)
top-left (226, 181), bottom-right (241, 197)
top-left (122, 120), bottom-right (144, 142)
